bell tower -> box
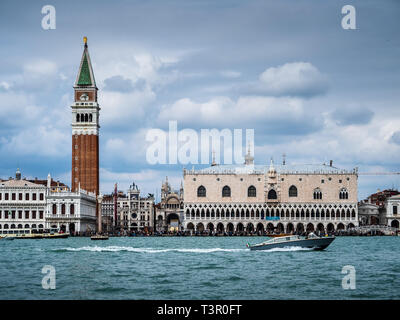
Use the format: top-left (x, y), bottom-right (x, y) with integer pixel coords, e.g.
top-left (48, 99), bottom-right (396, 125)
top-left (71, 37), bottom-right (100, 196)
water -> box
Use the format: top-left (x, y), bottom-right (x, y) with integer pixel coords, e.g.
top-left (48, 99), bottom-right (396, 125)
top-left (1, 236), bottom-right (399, 299)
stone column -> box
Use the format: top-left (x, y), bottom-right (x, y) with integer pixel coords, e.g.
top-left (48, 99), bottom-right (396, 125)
top-left (97, 194), bottom-right (103, 233)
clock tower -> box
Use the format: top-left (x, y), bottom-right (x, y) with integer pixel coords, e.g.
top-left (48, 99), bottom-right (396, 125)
top-left (71, 37), bottom-right (100, 197)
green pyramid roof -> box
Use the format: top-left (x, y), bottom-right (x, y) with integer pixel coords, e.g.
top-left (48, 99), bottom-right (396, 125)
top-left (77, 53), bottom-right (92, 86)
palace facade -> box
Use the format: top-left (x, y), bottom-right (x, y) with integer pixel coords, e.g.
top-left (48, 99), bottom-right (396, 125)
top-left (183, 153), bottom-right (359, 234)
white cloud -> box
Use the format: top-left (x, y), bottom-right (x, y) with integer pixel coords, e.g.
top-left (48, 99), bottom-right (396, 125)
top-left (157, 95), bottom-right (322, 134)
top-left (258, 62), bottom-right (328, 97)
top-left (0, 81), bottom-right (10, 91)
top-left (23, 60), bottom-right (58, 76)
top-left (1, 125), bottom-right (70, 157)
top-left (100, 87), bottom-right (156, 127)
top-left (220, 70), bottom-right (241, 78)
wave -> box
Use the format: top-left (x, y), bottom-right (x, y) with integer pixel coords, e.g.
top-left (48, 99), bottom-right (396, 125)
top-left (52, 246), bottom-right (249, 253)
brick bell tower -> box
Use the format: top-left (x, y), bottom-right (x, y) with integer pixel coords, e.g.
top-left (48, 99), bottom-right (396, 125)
top-left (71, 37), bottom-right (100, 197)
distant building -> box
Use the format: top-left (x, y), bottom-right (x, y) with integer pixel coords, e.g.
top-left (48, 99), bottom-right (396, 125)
top-left (0, 169), bottom-right (97, 234)
top-left (359, 189), bottom-right (400, 227)
top-left (365, 189), bottom-right (400, 208)
top-left (358, 202), bottom-right (381, 225)
top-left (155, 177), bottom-right (184, 232)
top-left (0, 169), bottom-right (47, 232)
top-left (45, 187), bottom-right (97, 234)
top-left (101, 194), bottom-right (115, 232)
top-left (101, 182), bottom-right (154, 233)
top-left (385, 195), bottom-right (400, 229)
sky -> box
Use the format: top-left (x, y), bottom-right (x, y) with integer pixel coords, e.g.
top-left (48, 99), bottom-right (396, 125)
top-left (0, 0), bottom-right (399, 200)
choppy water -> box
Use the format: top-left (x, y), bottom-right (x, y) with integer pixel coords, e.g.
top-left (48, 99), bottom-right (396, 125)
top-left (1, 236), bottom-right (399, 299)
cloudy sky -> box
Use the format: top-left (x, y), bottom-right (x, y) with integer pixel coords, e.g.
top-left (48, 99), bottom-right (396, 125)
top-left (0, 0), bottom-right (399, 200)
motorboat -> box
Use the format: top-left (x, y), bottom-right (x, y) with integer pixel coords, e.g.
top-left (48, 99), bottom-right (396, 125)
top-left (246, 233), bottom-right (335, 251)
top-left (91, 234), bottom-right (109, 240)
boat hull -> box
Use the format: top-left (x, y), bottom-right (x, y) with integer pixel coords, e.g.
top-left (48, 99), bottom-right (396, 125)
top-left (249, 237), bottom-right (335, 251)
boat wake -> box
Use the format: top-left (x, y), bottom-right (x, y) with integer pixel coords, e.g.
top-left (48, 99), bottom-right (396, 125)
top-left (52, 246), bottom-right (249, 253)
top-left (258, 246), bottom-right (315, 252)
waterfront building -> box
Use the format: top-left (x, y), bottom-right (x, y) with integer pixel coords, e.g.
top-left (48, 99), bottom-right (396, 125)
top-left (101, 182), bottom-right (154, 233)
top-left (45, 186), bottom-right (97, 234)
top-left (155, 177), bottom-right (184, 232)
top-left (125, 182), bottom-right (154, 232)
top-left (101, 194), bottom-right (115, 232)
top-left (183, 153), bottom-right (359, 234)
top-left (358, 202), bottom-right (381, 225)
top-left (0, 170), bottom-right (47, 232)
top-left (385, 195), bottom-right (400, 229)
top-left (0, 169), bottom-right (97, 234)
top-left (358, 189), bottom-right (400, 226)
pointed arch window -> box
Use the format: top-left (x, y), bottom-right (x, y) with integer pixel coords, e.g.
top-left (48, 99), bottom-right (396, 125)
top-left (89, 114), bottom-right (93, 122)
top-left (339, 188), bottom-right (349, 199)
top-left (248, 186), bottom-right (256, 197)
top-left (222, 186), bottom-right (231, 197)
top-left (76, 114), bottom-right (80, 122)
top-left (268, 189), bottom-right (277, 200)
top-left (313, 188), bottom-right (322, 200)
top-left (197, 186), bottom-right (206, 197)
top-left (289, 185), bottom-right (298, 197)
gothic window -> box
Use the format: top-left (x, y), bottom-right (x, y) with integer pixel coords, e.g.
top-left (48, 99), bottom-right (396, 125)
top-left (268, 189), bottom-right (277, 200)
top-left (197, 186), bottom-right (206, 197)
top-left (76, 114), bottom-right (80, 122)
top-left (289, 185), bottom-right (298, 197)
top-left (80, 114), bottom-right (84, 122)
top-left (313, 188), bottom-right (322, 200)
top-left (339, 188), bottom-right (349, 199)
top-left (248, 186), bottom-right (256, 197)
top-left (85, 114), bottom-right (88, 122)
top-left (222, 186), bottom-right (231, 197)
top-left (89, 114), bottom-right (93, 122)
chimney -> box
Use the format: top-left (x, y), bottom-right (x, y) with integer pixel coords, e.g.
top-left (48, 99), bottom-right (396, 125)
top-left (329, 160), bottom-right (333, 167)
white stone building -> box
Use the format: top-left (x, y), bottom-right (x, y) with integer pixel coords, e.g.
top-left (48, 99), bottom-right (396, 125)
top-left (45, 188), bottom-right (97, 234)
top-left (385, 195), bottom-right (400, 229)
top-left (183, 154), bottom-right (359, 235)
top-left (0, 169), bottom-right (97, 234)
top-left (0, 170), bottom-right (47, 232)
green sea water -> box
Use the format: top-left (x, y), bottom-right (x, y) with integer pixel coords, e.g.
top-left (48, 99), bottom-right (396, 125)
top-left (0, 236), bottom-right (399, 300)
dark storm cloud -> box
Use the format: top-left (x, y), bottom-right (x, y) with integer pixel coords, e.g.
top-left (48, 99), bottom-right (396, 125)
top-left (0, 0), bottom-right (399, 198)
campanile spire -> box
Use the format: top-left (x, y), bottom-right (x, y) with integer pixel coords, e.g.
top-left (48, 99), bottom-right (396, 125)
top-left (71, 37), bottom-right (100, 197)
